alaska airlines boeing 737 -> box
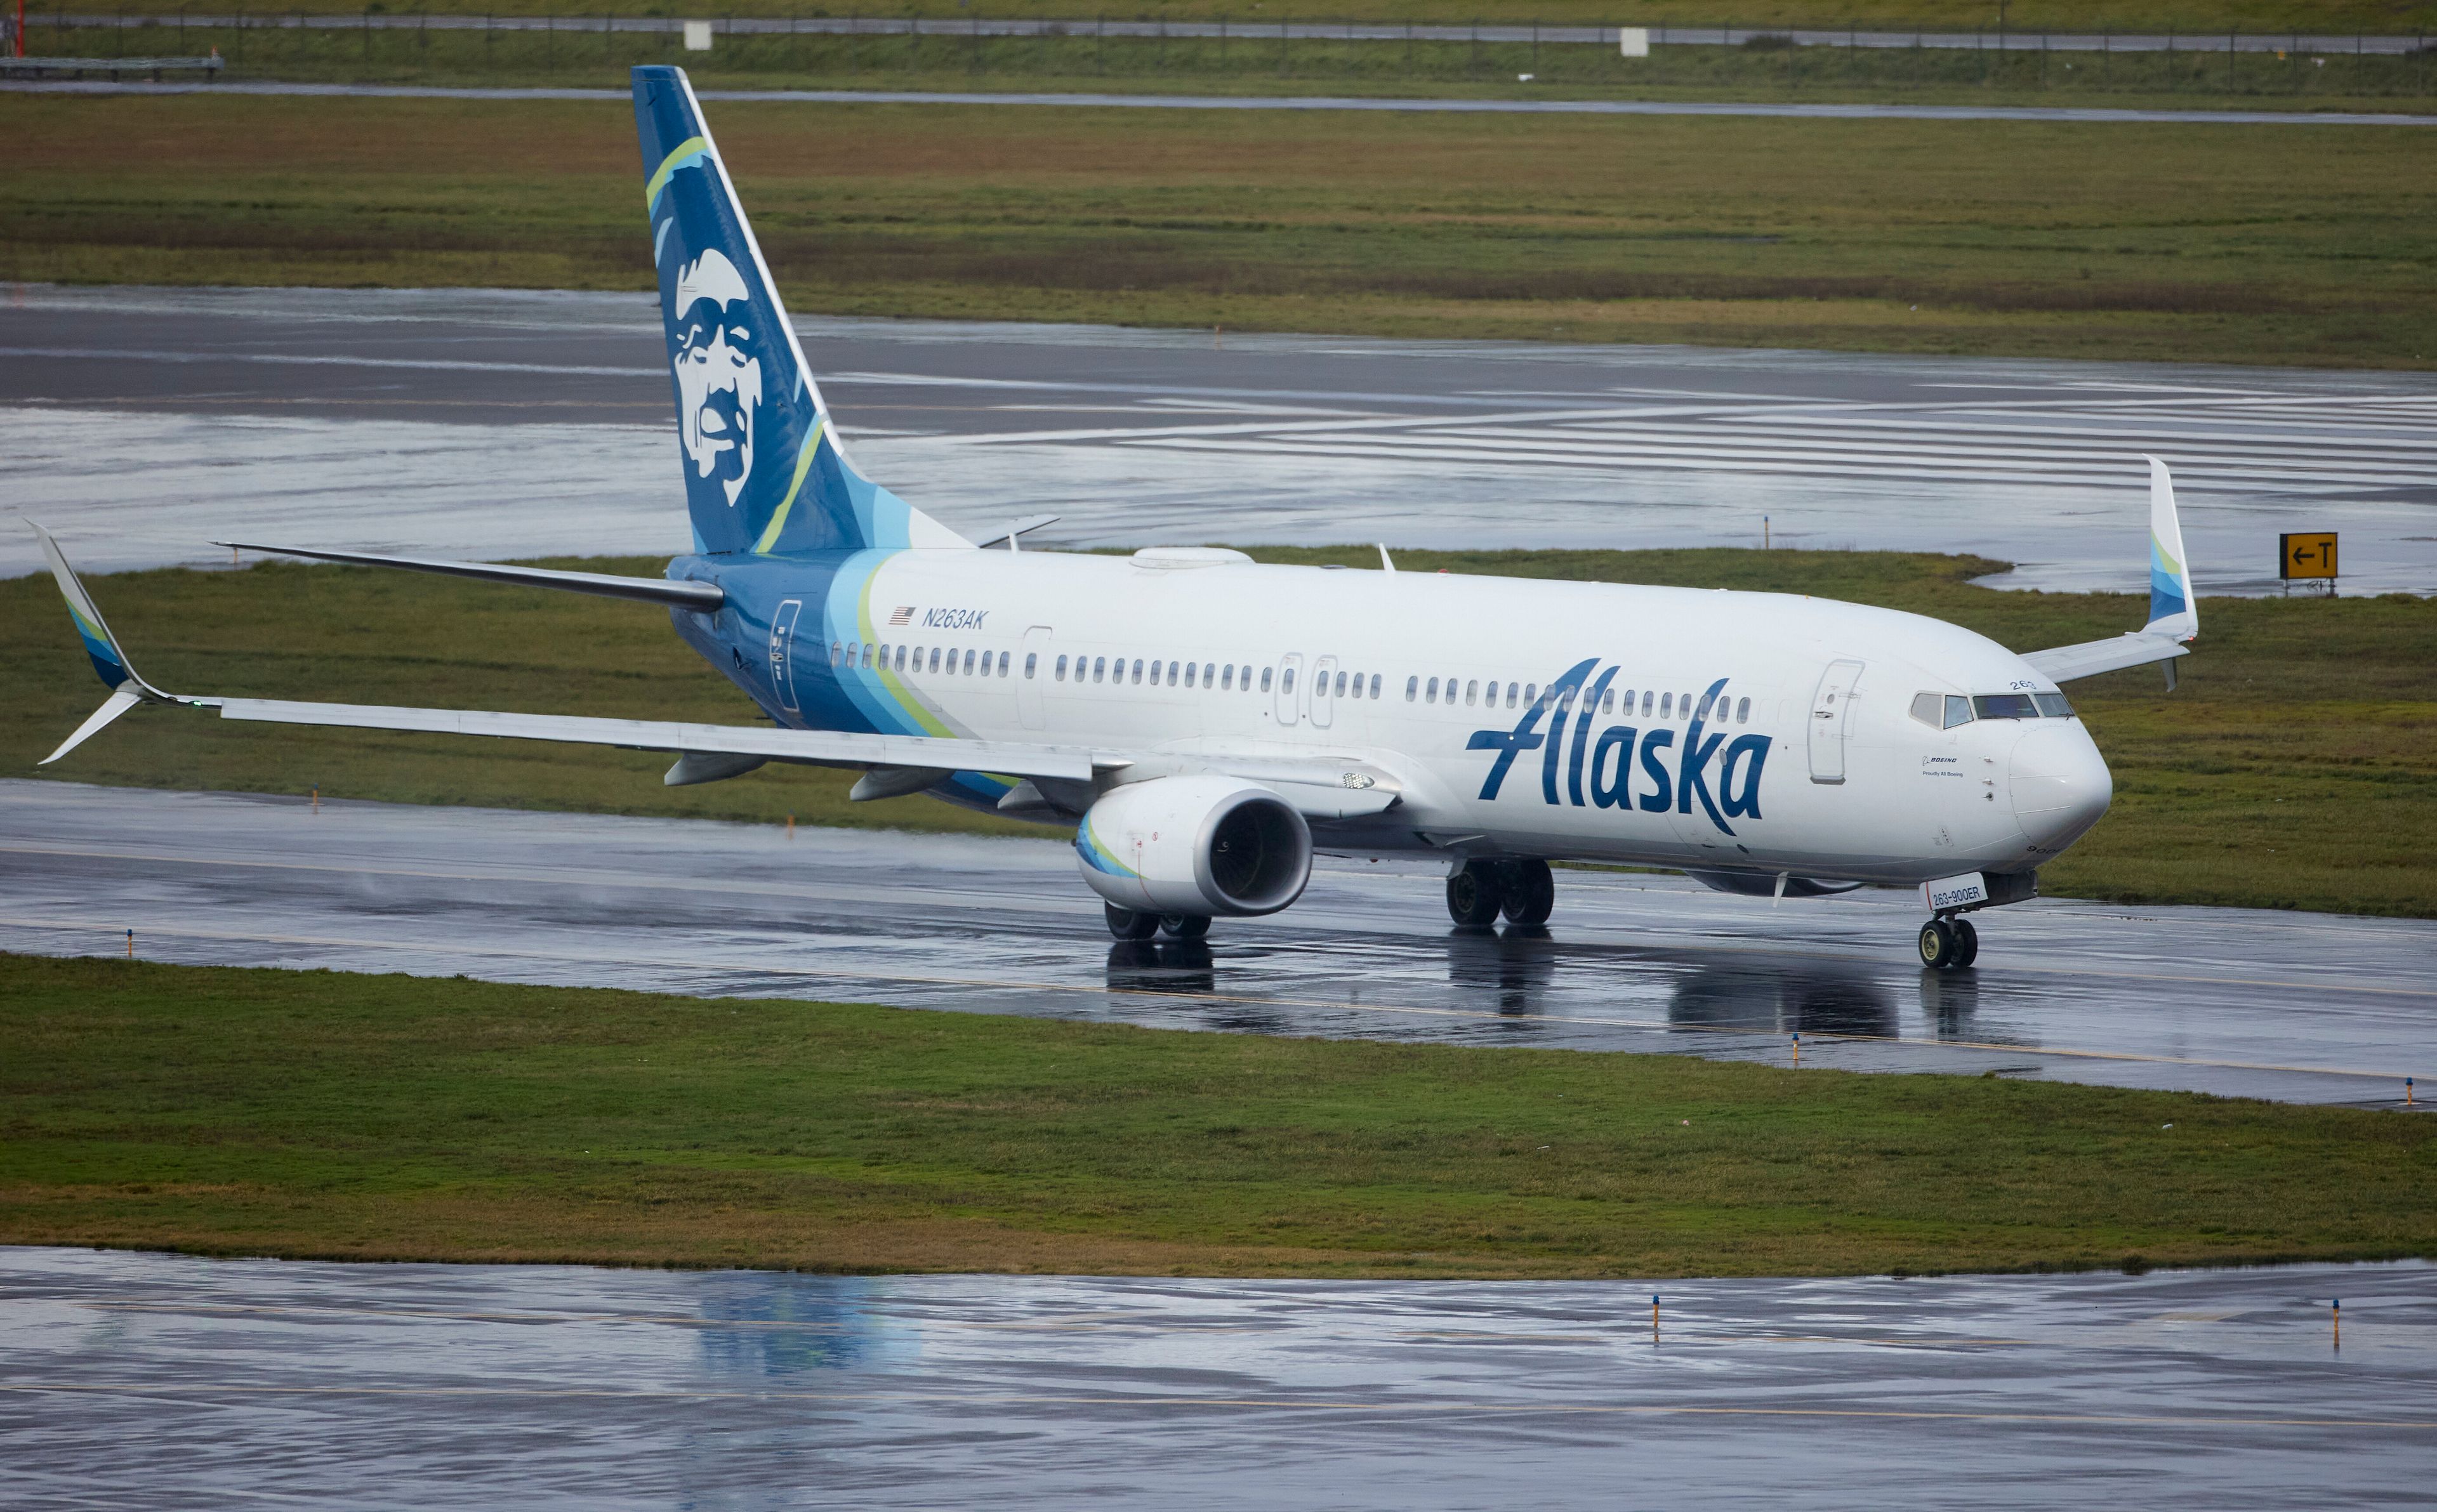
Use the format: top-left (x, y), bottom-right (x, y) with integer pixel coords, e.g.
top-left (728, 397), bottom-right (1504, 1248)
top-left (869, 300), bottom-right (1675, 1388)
top-left (32, 67), bottom-right (2201, 971)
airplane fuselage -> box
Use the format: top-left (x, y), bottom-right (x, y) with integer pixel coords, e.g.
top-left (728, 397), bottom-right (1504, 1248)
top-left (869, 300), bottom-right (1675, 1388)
top-left (670, 546), bottom-right (2114, 887)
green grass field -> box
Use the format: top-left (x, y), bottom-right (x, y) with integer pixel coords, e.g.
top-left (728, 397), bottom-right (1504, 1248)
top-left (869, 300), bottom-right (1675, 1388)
top-left (11, 547), bottom-right (2434, 917)
top-left (8, 93), bottom-right (2433, 368)
top-left (27, 1), bottom-right (2437, 31)
top-left (4, 954), bottom-right (2431, 1277)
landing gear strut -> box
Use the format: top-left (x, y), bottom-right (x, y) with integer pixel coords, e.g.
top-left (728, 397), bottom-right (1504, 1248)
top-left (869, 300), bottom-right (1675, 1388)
top-left (1917, 916), bottom-right (1979, 971)
top-left (1446, 860), bottom-right (1554, 929)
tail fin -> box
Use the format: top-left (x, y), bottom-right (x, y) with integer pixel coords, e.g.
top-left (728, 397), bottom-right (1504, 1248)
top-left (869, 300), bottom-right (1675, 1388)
top-left (632, 67), bottom-right (966, 557)
top-left (2142, 455), bottom-right (2198, 641)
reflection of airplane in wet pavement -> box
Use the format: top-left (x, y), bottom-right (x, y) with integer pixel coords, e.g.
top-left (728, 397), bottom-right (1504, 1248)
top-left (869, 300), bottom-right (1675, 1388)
top-left (34, 67), bottom-right (2204, 975)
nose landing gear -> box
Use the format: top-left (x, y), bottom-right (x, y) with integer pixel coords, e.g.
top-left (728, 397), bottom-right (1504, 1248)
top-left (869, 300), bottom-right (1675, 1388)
top-left (1918, 916), bottom-right (1979, 971)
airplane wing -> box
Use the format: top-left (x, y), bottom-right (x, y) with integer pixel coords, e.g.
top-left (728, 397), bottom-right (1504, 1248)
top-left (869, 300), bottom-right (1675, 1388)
top-left (2019, 456), bottom-right (2199, 687)
top-left (2018, 631), bottom-right (2188, 684)
top-left (29, 522), bottom-right (1399, 820)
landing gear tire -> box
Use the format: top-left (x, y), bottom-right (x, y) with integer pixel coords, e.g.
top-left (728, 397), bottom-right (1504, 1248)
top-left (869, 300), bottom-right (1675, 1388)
top-left (1500, 860), bottom-right (1555, 926)
top-left (1159, 914), bottom-right (1211, 940)
top-left (1919, 917), bottom-right (1979, 970)
top-left (1446, 861), bottom-right (1507, 929)
top-left (1106, 903), bottom-right (1159, 941)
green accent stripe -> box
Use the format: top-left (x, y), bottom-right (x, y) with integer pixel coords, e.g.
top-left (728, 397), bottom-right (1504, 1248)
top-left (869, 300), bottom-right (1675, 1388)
top-left (855, 554), bottom-right (951, 737)
top-left (643, 135), bottom-right (708, 211)
top-left (751, 416), bottom-right (826, 556)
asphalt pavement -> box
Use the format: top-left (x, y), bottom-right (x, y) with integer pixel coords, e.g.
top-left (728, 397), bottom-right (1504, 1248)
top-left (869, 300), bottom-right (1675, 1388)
top-left (3, 1246), bottom-right (2430, 1509)
top-left (6, 284), bottom-right (2434, 594)
top-left (4, 779), bottom-right (2429, 1107)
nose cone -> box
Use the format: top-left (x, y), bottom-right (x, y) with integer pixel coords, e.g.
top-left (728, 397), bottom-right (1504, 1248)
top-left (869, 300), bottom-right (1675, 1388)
top-left (2011, 724), bottom-right (2112, 851)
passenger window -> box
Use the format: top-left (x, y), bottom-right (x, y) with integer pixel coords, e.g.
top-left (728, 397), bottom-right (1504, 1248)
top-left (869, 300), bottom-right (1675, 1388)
top-left (1093, 656), bottom-right (1106, 683)
top-left (1282, 667), bottom-right (1295, 694)
top-left (1184, 662), bottom-right (1196, 688)
top-left (1524, 683), bottom-right (1537, 706)
top-left (928, 647), bottom-right (941, 673)
top-left (845, 640), bottom-right (859, 666)
top-left (1407, 676), bottom-right (1420, 702)
top-left (1055, 654), bottom-right (1068, 680)
top-left (1640, 691), bottom-right (1652, 717)
top-left (1222, 665), bottom-right (1234, 690)
top-left (1261, 666), bottom-right (1274, 692)
top-left (1334, 671), bottom-right (1348, 697)
top-left (999, 651), bottom-right (1011, 677)
top-left (1025, 653), bottom-right (1038, 680)
top-left (1696, 691), bottom-right (1714, 721)
top-left (1660, 692), bottom-right (1672, 718)
top-left (1465, 680), bottom-right (1478, 706)
top-left (1149, 661), bottom-right (1162, 687)
top-left (1130, 659), bottom-right (1144, 684)
top-left (1370, 674), bottom-right (1382, 700)
top-left (894, 645), bottom-right (908, 671)
top-left (829, 641), bottom-right (843, 667)
top-left (1944, 695), bottom-right (1974, 728)
top-left (1736, 697), bottom-right (1750, 723)
top-left (1503, 682), bottom-right (1517, 709)
top-left (1602, 688), bottom-right (1614, 714)
top-left (2033, 692), bottom-right (2075, 718)
top-left (1425, 676), bottom-right (1439, 703)
top-left (966, 649), bottom-right (979, 675)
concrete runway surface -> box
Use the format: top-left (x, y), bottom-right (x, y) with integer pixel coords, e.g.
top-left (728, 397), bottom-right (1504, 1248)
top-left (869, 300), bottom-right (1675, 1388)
top-left (5, 780), bottom-right (2429, 1107)
top-left (5, 284), bottom-right (2434, 594)
top-left (3, 1246), bottom-right (2431, 1509)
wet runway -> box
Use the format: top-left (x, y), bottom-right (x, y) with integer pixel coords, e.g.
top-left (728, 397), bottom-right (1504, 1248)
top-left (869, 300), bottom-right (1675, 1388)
top-left (6, 284), bottom-right (2434, 594)
top-left (4, 780), bottom-right (2429, 1107)
top-left (4, 1246), bottom-right (2431, 1509)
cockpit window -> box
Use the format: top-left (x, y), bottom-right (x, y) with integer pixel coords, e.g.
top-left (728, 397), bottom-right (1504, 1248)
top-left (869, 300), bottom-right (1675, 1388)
top-left (1973, 693), bottom-right (2040, 721)
top-left (2033, 692), bottom-right (2075, 718)
top-left (1913, 692), bottom-right (1978, 728)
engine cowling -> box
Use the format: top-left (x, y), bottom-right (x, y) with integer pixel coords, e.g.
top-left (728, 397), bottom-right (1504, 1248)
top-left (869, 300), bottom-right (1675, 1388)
top-left (1074, 775), bottom-right (1311, 917)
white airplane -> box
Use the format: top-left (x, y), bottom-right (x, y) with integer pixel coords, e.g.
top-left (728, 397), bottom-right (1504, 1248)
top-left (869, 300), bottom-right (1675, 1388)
top-left (32, 66), bottom-right (2198, 972)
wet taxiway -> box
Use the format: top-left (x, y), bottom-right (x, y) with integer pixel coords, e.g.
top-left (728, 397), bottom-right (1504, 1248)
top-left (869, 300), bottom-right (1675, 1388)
top-left (4, 780), bottom-right (2429, 1107)
top-left (5, 284), bottom-right (2433, 594)
top-left (4, 1246), bottom-right (2431, 1509)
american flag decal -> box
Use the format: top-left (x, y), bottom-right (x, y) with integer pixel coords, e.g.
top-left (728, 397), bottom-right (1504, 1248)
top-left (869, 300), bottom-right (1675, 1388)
top-left (888, 606), bottom-right (915, 626)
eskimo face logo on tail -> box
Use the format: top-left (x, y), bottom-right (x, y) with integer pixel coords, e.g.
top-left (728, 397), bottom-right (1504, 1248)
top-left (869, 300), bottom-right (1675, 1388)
top-left (670, 249), bottom-right (763, 508)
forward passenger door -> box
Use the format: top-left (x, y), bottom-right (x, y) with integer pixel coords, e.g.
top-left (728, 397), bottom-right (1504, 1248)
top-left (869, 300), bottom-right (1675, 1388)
top-left (1808, 659), bottom-right (1865, 784)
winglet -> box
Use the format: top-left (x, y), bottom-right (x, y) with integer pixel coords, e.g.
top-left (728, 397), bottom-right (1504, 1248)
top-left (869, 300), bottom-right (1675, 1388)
top-left (2143, 456), bottom-right (2198, 642)
top-left (28, 521), bottom-right (171, 765)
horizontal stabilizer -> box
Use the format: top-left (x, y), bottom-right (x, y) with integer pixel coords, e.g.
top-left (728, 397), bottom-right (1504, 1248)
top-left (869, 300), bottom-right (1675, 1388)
top-left (221, 542), bottom-right (725, 611)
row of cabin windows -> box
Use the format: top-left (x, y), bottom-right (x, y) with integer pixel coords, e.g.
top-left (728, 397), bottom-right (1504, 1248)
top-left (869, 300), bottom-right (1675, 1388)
top-left (829, 641), bottom-right (1014, 678)
top-left (1404, 675), bottom-right (1753, 726)
top-left (821, 640), bottom-right (1752, 725)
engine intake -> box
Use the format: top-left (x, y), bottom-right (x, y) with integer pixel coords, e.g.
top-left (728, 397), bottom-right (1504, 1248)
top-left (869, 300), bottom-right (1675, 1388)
top-left (1075, 775), bottom-right (1311, 917)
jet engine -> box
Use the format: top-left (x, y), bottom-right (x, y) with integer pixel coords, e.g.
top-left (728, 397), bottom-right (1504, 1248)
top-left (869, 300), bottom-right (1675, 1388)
top-left (1074, 775), bottom-right (1311, 917)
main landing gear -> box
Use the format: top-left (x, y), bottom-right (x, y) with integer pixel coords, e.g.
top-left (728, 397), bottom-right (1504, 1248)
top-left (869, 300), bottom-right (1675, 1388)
top-left (1104, 903), bottom-right (1210, 941)
top-left (1918, 916), bottom-right (1979, 971)
top-left (1445, 859), bottom-right (1555, 930)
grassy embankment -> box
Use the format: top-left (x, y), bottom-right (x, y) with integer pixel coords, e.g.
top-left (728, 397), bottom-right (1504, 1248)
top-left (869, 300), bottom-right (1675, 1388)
top-left (3, 954), bottom-right (2433, 1277)
top-left (7, 95), bottom-right (2434, 367)
top-left (10, 548), bottom-right (2434, 917)
top-left (26, 13), bottom-right (2437, 111)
